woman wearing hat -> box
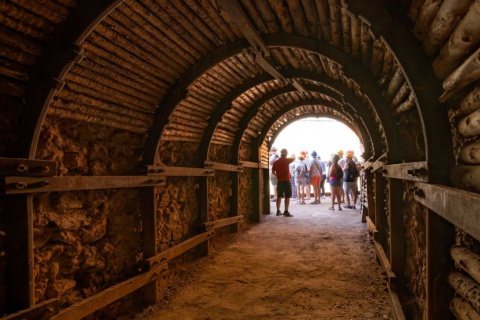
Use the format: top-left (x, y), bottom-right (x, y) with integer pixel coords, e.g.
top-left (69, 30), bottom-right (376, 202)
top-left (328, 154), bottom-right (343, 211)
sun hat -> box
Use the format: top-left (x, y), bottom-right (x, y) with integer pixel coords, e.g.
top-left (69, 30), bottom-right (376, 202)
top-left (311, 150), bottom-right (317, 157)
top-left (298, 154), bottom-right (305, 159)
top-left (346, 152), bottom-right (353, 158)
top-left (337, 150), bottom-right (344, 155)
top-left (332, 154), bottom-right (340, 161)
top-left (270, 146), bottom-right (277, 151)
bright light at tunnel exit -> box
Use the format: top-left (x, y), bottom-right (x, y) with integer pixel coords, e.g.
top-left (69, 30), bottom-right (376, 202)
top-left (271, 117), bottom-right (363, 162)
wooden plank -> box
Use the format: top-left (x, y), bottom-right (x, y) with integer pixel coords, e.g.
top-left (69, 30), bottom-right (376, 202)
top-left (238, 161), bottom-right (259, 169)
top-left (146, 165), bottom-right (215, 177)
top-left (260, 163), bottom-right (268, 169)
top-left (0, 299), bottom-right (58, 320)
top-left (426, 211), bottom-right (455, 320)
top-left (414, 182), bottom-right (480, 241)
top-left (388, 286), bottom-right (407, 320)
top-left (204, 215), bottom-right (244, 231)
top-left (147, 230), bottom-right (216, 269)
top-left (366, 216), bottom-right (377, 233)
top-left (5, 194), bottom-right (34, 313)
top-left (0, 157), bottom-right (57, 177)
top-left (389, 179), bottom-right (407, 296)
top-left (204, 161), bottom-right (243, 172)
top-left (372, 152), bottom-right (387, 172)
top-left (383, 162), bottom-right (428, 182)
top-left (373, 238), bottom-right (396, 280)
top-left (51, 265), bottom-right (167, 320)
top-left (3, 176), bottom-right (166, 194)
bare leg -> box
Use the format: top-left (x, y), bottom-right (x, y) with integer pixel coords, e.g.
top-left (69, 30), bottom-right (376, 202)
top-left (276, 197), bottom-right (281, 211)
top-left (285, 198), bottom-right (290, 211)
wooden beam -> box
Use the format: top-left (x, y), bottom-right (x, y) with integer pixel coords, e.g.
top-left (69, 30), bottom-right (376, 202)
top-left (204, 215), bottom-right (244, 231)
top-left (0, 157), bottom-right (57, 177)
top-left (3, 175), bottom-right (166, 194)
top-left (426, 211), bottom-right (455, 320)
top-left (146, 165), bottom-right (215, 177)
top-left (0, 299), bottom-right (58, 320)
top-left (388, 286), bottom-right (407, 320)
top-left (389, 179), bottom-right (407, 296)
top-left (204, 161), bottom-right (243, 172)
top-left (50, 265), bottom-right (168, 320)
top-left (371, 152), bottom-right (387, 172)
top-left (146, 230), bottom-right (215, 270)
top-left (414, 182), bottom-right (480, 241)
top-left (238, 161), bottom-right (259, 169)
top-left (383, 161), bottom-right (428, 182)
top-left (5, 194), bottom-right (34, 313)
top-left (373, 237), bottom-right (396, 280)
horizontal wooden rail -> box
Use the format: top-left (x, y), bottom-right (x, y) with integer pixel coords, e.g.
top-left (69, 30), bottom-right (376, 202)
top-left (3, 175), bottom-right (166, 194)
top-left (238, 161), bottom-right (259, 169)
top-left (371, 152), bottom-right (387, 172)
top-left (147, 230), bottom-right (216, 269)
top-left (50, 265), bottom-right (168, 320)
top-left (0, 157), bottom-right (57, 177)
top-left (414, 182), bottom-right (480, 241)
top-left (146, 165), bottom-right (215, 177)
top-left (0, 299), bottom-right (58, 320)
top-left (383, 161), bottom-right (428, 182)
top-left (260, 163), bottom-right (268, 169)
top-left (204, 215), bottom-right (244, 231)
top-left (204, 161), bottom-right (243, 172)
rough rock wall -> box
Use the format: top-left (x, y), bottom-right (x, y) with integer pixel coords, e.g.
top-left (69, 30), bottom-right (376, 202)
top-left (403, 181), bottom-right (427, 320)
top-left (239, 168), bottom-right (256, 223)
top-left (31, 117), bottom-right (145, 311)
top-left (207, 144), bottom-right (232, 222)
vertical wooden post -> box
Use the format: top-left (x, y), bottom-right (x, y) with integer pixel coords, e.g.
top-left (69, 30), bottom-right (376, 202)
top-left (374, 171), bottom-right (387, 250)
top-left (389, 179), bottom-right (406, 294)
top-left (198, 177), bottom-right (210, 256)
top-left (366, 169), bottom-right (376, 223)
top-left (426, 211), bottom-right (455, 320)
top-left (230, 172), bottom-right (240, 232)
top-left (140, 187), bottom-right (158, 303)
top-left (262, 168), bottom-right (270, 216)
top-left (5, 194), bottom-right (34, 312)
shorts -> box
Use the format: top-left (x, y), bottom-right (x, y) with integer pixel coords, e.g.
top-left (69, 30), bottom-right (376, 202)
top-left (329, 179), bottom-right (342, 187)
top-left (305, 173), bottom-right (310, 184)
top-left (295, 177), bottom-right (307, 187)
top-left (310, 175), bottom-right (320, 185)
top-left (344, 181), bottom-right (358, 195)
top-left (270, 174), bottom-right (277, 186)
top-left (276, 181), bottom-right (292, 198)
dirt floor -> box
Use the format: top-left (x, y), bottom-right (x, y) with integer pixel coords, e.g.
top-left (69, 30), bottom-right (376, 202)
top-left (133, 198), bottom-right (394, 320)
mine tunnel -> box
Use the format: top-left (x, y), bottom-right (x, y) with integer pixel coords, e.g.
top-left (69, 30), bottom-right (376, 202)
top-left (0, 0), bottom-right (480, 319)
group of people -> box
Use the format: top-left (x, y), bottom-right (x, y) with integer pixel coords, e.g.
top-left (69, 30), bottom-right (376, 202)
top-left (270, 147), bottom-right (360, 217)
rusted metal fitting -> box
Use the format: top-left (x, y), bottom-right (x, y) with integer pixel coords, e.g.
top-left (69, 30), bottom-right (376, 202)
top-left (16, 164), bottom-right (28, 172)
top-left (41, 166), bottom-right (50, 173)
top-left (15, 181), bottom-right (27, 189)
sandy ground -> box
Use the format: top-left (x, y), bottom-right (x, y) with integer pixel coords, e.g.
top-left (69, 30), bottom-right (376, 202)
top-left (133, 198), bottom-right (394, 320)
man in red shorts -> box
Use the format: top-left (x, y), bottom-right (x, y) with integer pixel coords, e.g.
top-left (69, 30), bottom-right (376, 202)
top-left (271, 148), bottom-right (295, 217)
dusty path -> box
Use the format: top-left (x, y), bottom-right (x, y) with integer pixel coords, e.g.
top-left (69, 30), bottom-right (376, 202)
top-left (133, 200), bottom-right (393, 320)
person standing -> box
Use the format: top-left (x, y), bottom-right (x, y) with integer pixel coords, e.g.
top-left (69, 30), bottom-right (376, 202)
top-left (294, 153), bottom-right (308, 205)
top-left (269, 146), bottom-right (280, 202)
top-left (337, 150), bottom-right (346, 203)
top-left (271, 148), bottom-right (295, 217)
top-left (328, 153), bottom-right (343, 211)
top-left (309, 150), bottom-right (322, 204)
top-left (343, 152), bottom-right (359, 209)
top-left (289, 154), bottom-right (298, 201)
top-left (319, 156), bottom-right (327, 199)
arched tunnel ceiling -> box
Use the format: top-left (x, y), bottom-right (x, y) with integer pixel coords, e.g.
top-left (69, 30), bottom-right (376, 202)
top-left (2, 0), bottom-right (451, 170)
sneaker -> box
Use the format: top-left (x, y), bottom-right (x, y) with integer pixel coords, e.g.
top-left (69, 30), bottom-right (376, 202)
top-left (284, 211), bottom-right (293, 217)
top-left (276, 210), bottom-right (283, 216)
top-left (310, 201), bottom-right (318, 204)
top-left (353, 206), bottom-right (356, 210)
top-left (271, 198), bottom-right (276, 202)
top-left (301, 201), bottom-right (306, 205)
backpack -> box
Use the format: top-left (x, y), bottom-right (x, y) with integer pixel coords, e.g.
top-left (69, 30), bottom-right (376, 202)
top-left (297, 163), bottom-right (307, 178)
top-left (347, 162), bottom-right (359, 181)
top-left (335, 166), bottom-right (343, 180)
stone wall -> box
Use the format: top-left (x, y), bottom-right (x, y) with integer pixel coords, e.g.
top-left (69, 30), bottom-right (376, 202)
top-left (31, 117), bottom-right (145, 311)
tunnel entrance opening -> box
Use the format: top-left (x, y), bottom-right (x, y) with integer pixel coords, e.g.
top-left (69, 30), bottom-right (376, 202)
top-left (267, 117), bottom-right (363, 200)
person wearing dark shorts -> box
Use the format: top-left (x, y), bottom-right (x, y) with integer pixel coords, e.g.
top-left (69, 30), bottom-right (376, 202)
top-left (271, 148), bottom-right (295, 217)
